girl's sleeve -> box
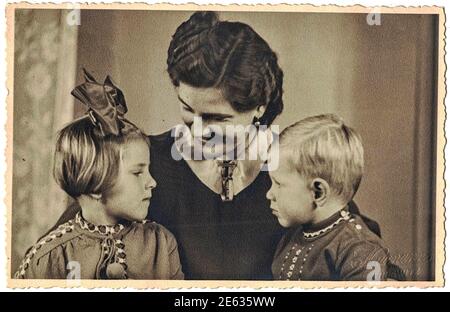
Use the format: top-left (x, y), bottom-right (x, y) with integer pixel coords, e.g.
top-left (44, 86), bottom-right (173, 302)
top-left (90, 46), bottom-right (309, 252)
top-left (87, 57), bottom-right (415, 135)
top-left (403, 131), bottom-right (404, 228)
top-left (167, 234), bottom-right (184, 280)
top-left (15, 254), bottom-right (40, 279)
top-left (15, 247), bottom-right (67, 279)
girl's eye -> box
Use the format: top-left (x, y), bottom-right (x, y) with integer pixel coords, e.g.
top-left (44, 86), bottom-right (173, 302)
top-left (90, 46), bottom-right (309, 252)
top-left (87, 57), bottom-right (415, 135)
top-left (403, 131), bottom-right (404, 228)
top-left (133, 171), bottom-right (143, 176)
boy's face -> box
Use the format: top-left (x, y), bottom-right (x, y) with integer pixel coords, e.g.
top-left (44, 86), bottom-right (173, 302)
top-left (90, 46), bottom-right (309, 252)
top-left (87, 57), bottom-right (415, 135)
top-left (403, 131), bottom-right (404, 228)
top-left (103, 140), bottom-right (156, 222)
top-left (266, 152), bottom-right (316, 228)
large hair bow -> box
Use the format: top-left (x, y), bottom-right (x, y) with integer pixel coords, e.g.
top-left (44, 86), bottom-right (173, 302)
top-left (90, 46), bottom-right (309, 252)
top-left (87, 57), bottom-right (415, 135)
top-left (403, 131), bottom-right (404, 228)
top-left (71, 68), bottom-right (128, 136)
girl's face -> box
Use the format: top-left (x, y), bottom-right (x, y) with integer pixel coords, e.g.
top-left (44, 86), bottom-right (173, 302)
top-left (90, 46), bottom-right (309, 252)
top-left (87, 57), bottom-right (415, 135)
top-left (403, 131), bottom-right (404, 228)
top-left (177, 83), bottom-right (263, 153)
top-left (103, 140), bottom-right (156, 222)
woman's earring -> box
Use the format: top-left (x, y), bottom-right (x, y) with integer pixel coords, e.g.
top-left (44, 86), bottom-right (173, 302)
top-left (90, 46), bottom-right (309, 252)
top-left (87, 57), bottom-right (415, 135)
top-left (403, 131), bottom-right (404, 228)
top-left (252, 116), bottom-right (261, 127)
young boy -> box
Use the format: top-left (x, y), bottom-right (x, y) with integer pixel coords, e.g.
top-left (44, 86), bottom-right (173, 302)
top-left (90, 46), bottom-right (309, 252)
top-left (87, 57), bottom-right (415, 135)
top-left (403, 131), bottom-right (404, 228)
top-left (267, 114), bottom-right (389, 281)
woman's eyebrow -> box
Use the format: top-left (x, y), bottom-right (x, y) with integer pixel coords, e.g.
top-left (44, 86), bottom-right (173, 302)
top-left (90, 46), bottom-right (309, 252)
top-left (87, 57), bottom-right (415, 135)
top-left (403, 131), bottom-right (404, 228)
top-left (178, 95), bottom-right (232, 119)
top-left (202, 112), bottom-right (233, 119)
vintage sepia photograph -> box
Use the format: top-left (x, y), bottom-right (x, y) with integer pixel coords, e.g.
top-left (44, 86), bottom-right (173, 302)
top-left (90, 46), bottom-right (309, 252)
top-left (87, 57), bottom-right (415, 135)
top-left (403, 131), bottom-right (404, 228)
top-left (5, 3), bottom-right (445, 288)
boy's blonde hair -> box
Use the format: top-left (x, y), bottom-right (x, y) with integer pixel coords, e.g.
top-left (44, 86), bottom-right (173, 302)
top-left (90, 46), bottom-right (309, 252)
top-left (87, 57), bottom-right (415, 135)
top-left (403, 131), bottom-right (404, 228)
top-left (279, 114), bottom-right (364, 203)
top-left (53, 116), bottom-right (149, 198)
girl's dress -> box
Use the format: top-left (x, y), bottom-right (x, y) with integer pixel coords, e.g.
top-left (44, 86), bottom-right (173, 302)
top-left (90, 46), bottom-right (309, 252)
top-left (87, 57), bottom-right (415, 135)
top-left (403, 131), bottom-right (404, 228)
top-left (15, 212), bottom-right (184, 279)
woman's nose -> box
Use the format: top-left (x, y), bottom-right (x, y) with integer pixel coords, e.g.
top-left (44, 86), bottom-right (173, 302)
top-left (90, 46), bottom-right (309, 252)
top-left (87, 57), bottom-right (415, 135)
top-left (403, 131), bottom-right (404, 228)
top-left (204, 124), bottom-right (225, 140)
top-left (266, 187), bottom-right (274, 201)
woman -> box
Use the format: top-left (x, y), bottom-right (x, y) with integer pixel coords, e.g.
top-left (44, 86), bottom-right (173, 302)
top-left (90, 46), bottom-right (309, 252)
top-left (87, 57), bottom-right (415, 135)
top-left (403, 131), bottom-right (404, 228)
top-left (148, 11), bottom-right (285, 280)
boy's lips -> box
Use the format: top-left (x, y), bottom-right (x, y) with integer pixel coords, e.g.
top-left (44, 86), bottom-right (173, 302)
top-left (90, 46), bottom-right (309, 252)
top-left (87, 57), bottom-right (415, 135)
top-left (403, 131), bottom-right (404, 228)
top-left (143, 191), bottom-right (153, 201)
top-left (270, 202), bottom-right (280, 216)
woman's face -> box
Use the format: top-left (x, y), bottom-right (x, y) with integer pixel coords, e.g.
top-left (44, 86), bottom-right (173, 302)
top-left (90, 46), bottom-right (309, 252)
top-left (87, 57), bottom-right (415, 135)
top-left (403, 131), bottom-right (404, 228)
top-left (176, 83), bottom-right (265, 158)
top-left (177, 83), bottom-right (262, 136)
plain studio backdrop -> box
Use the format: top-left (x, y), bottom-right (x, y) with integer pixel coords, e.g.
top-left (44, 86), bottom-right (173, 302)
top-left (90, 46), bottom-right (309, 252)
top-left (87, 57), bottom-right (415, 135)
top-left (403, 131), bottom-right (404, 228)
top-left (12, 9), bottom-right (437, 280)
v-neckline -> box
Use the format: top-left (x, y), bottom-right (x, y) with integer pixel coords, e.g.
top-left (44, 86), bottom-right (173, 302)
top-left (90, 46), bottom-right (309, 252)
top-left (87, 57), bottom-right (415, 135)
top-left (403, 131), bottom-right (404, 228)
top-left (180, 157), bottom-right (265, 198)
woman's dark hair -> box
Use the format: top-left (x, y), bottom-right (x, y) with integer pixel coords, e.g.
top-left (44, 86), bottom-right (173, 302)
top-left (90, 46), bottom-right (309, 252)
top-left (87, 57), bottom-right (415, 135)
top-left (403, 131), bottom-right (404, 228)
top-left (167, 11), bottom-right (284, 126)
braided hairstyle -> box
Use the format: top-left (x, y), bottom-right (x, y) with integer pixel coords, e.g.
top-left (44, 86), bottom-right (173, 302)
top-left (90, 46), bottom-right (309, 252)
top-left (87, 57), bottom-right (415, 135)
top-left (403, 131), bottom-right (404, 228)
top-left (167, 11), bottom-right (284, 126)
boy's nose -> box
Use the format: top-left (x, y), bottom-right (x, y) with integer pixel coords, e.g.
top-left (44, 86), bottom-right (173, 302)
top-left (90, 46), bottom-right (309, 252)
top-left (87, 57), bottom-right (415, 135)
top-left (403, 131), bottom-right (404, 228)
top-left (145, 174), bottom-right (157, 190)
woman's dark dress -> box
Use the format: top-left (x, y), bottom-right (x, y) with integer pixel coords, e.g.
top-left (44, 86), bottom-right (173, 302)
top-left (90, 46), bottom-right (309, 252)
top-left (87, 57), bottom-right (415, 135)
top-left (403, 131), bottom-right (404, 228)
top-left (148, 131), bottom-right (284, 280)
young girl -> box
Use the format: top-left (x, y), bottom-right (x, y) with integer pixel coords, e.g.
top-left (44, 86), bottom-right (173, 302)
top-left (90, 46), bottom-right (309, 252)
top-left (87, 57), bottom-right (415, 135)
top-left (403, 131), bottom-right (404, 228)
top-left (14, 70), bottom-right (184, 280)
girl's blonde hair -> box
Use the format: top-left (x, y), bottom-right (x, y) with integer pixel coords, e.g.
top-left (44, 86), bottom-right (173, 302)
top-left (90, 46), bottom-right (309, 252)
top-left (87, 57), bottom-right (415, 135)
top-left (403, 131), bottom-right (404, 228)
top-left (53, 115), bottom-right (149, 198)
top-left (280, 114), bottom-right (364, 203)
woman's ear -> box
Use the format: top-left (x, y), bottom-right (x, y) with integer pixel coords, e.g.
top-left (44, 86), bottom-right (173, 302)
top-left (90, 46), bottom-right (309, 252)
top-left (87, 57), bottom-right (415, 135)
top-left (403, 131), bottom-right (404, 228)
top-left (311, 178), bottom-right (330, 208)
top-left (254, 105), bottom-right (267, 119)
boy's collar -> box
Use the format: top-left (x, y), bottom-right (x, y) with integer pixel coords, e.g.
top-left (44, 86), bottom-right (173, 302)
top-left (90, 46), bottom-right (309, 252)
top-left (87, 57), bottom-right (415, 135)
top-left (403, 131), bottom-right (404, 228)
top-left (302, 206), bottom-right (351, 239)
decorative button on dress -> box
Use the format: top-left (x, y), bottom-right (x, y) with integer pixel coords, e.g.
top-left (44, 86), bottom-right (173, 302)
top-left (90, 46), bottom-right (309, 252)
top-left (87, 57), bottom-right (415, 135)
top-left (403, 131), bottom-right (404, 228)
top-left (15, 213), bottom-right (184, 279)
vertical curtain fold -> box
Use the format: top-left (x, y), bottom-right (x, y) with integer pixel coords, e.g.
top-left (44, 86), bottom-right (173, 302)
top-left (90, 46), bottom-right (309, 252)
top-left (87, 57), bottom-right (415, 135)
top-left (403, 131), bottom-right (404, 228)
top-left (12, 9), bottom-right (78, 274)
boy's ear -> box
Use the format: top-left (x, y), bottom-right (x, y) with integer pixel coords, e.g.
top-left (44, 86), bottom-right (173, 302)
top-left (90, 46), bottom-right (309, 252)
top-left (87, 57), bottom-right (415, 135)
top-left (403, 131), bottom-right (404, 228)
top-left (311, 178), bottom-right (329, 207)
